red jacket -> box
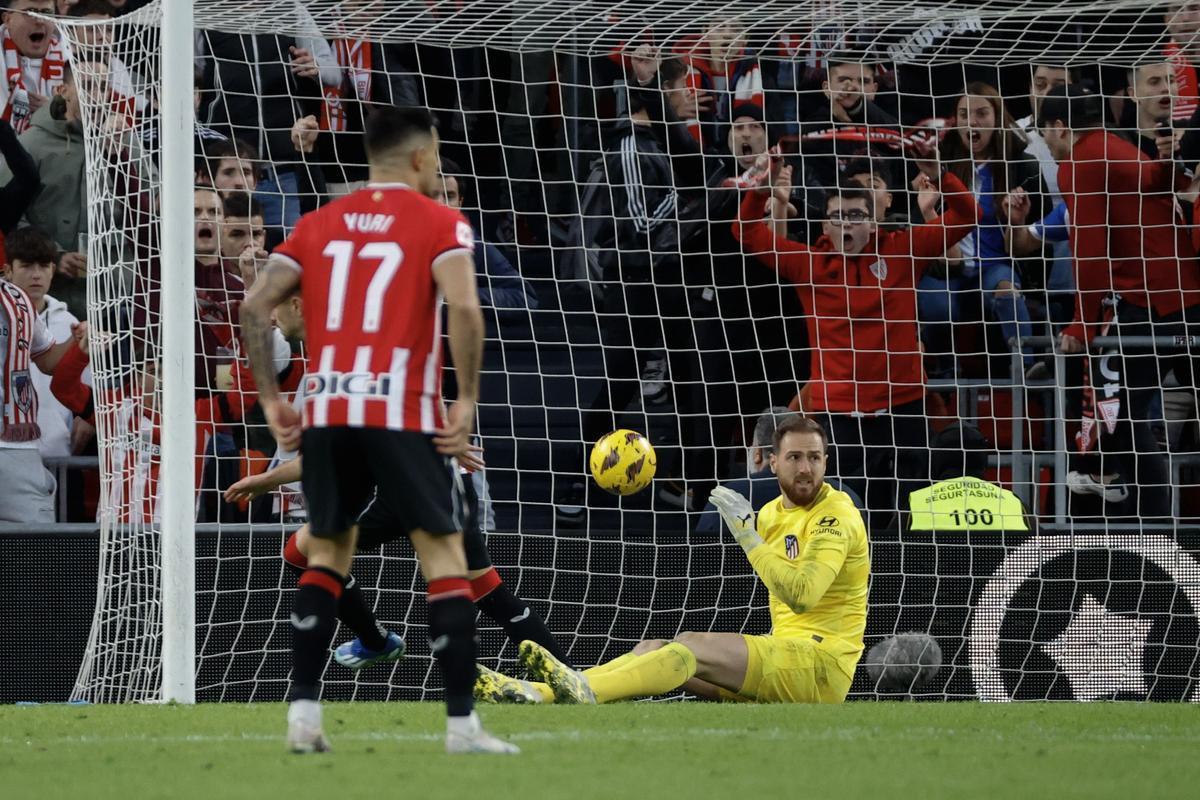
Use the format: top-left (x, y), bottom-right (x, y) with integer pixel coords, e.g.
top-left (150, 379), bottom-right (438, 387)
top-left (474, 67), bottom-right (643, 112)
top-left (1059, 129), bottom-right (1200, 343)
top-left (732, 172), bottom-right (978, 414)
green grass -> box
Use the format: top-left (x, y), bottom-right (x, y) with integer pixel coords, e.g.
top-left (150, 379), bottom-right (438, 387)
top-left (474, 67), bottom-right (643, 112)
top-left (3, 702), bottom-right (1197, 799)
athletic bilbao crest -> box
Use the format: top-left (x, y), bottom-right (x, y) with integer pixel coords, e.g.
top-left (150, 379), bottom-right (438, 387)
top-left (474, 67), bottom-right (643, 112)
top-left (11, 370), bottom-right (33, 413)
top-left (784, 534), bottom-right (799, 559)
top-left (868, 260), bottom-right (887, 281)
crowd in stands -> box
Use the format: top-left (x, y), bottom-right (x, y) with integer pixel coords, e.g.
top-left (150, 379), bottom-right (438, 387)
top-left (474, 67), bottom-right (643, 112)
top-left (4, 0), bottom-right (1200, 530)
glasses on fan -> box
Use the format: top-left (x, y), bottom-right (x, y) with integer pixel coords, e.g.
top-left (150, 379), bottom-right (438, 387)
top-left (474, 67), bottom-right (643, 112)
top-left (827, 210), bottom-right (871, 224)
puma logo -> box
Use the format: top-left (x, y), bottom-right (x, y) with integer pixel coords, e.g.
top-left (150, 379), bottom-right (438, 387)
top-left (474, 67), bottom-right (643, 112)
top-left (739, 513), bottom-right (752, 526)
top-left (290, 613), bottom-right (318, 631)
top-left (509, 608), bottom-right (531, 624)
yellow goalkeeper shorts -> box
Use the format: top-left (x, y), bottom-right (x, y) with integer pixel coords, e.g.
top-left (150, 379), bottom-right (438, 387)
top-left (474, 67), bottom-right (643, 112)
top-left (731, 634), bottom-right (857, 704)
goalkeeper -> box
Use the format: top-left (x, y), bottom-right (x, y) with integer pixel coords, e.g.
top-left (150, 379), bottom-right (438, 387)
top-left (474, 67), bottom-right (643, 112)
top-left (479, 415), bottom-right (869, 704)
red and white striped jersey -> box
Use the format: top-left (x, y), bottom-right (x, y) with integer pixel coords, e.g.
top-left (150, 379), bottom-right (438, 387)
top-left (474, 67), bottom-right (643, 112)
top-left (272, 183), bottom-right (474, 433)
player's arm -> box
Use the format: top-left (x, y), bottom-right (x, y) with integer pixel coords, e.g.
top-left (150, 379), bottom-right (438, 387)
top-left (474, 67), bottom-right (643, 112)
top-left (433, 250), bottom-right (484, 457)
top-left (709, 487), bottom-right (849, 614)
top-left (240, 257), bottom-right (302, 448)
top-left (746, 522), bottom-right (849, 614)
top-left (224, 456), bottom-right (303, 503)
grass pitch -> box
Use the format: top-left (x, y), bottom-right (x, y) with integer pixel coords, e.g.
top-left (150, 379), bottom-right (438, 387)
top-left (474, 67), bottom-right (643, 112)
top-left (3, 702), bottom-right (1197, 800)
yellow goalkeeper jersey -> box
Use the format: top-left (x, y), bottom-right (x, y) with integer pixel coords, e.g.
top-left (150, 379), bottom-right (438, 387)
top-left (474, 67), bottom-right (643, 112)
top-left (748, 483), bottom-right (870, 662)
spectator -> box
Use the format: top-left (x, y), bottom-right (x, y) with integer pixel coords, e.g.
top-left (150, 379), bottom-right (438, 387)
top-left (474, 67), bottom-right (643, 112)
top-left (1040, 84), bottom-right (1199, 521)
top-left (843, 158), bottom-right (965, 342)
top-left (798, 52), bottom-right (900, 195)
top-left (2, 225), bottom-right (90, 459)
top-left (1013, 64), bottom-right (1075, 326)
top-left (196, 4), bottom-right (340, 230)
top-left (432, 158), bottom-right (538, 311)
top-left (1, 0), bottom-right (64, 135)
top-left (0, 254), bottom-right (80, 522)
top-left (140, 67), bottom-right (228, 174)
top-left (695, 406), bottom-right (864, 533)
top-left (672, 20), bottom-right (762, 145)
top-left (1120, 61), bottom-right (1183, 159)
top-left (219, 191), bottom-right (267, 290)
top-left (732, 155), bottom-right (979, 528)
top-left (199, 136), bottom-right (259, 196)
top-left (192, 186), bottom-right (243, 395)
top-left (924, 83), bottom-right (1044, 378)
top-left (0, 59), bottom-right (101, 319)
top-left (1165, 1), bottom-right (1200, 122)
top-left (288, 0), bottom-right (420, 197)
top-left (556, 86), bottom-right (731, 521)
top-left (65, 0), bottom-right (147, 119)
top-left (0, 116), bottom-right (40, 259)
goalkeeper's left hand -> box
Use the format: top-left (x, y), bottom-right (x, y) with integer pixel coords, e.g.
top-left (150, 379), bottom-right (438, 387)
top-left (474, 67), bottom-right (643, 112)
top-left (709, 487), bottom-right (765, 555)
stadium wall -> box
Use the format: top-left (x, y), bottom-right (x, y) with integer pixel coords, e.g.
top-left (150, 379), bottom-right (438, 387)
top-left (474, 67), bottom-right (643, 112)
top-left (2, 526), bottom-right (1197, 703)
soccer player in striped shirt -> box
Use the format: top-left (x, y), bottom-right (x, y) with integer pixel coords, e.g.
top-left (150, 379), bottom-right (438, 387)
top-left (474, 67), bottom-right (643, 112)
top-left (240, 105), bottom-right (516, 754)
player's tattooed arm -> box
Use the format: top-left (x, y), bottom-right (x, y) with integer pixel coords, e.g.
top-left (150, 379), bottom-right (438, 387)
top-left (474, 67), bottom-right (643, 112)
top-left (241, 257), bottom-right (302, 448)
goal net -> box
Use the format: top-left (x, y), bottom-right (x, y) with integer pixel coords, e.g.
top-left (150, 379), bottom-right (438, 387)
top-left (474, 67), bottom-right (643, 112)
top-left (60, 0), bottom-right (1200, 704)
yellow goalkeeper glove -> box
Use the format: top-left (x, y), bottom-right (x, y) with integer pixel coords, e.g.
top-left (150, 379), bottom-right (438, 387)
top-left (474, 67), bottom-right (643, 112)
top-left (709, 486), bottom-right (765, 555)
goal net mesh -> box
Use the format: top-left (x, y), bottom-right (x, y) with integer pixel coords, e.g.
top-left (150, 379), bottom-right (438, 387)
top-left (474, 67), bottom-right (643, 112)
top-left (61, 0), bottom-right (1200, 704)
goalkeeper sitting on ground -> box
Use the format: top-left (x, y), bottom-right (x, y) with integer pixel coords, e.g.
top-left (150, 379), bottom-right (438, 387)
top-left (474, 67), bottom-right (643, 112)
top-left (478, 415), bottom-right (870, 704)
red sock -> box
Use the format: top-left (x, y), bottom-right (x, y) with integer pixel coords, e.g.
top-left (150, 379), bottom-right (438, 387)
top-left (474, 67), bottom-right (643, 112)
top-left (283, 532), bottom-right (308, 570)
top-left (469, 568), bottom-right (502, 602)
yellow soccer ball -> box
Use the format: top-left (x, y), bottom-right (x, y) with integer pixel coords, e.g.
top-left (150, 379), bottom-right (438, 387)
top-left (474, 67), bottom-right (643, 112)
top-left (589, 429), bottom-right (657, 496)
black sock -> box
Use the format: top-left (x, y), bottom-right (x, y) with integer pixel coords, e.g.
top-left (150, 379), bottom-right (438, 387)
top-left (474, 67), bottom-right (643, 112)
top-left (477, 584), bottom-right (573, 668)
top-left (339, 575), bottom-right (388, 651)
top-left (283, 560), bottom-right (388, 650)
top-left (428, 578), bottom-right (477, 718)
top-left (289, 567), bottom-right (343, 701)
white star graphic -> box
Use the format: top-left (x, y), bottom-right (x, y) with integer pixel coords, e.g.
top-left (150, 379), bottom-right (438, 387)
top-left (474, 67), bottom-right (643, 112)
top-left (1042, 595), bottom-right (1153, 701)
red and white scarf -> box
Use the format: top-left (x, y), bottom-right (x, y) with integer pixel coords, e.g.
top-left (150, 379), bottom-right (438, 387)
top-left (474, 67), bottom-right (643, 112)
top-left (2, 27), bottom-right (66, 134)
top-left (321, 38), bottom-right (372, 132)
top-left (0, 280), bottom-right (41, 442)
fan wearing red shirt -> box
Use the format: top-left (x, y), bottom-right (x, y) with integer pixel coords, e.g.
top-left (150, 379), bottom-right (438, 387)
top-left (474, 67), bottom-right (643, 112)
top-left (1041, 85), bottom-right (1200, 521)
top-left (240, 105), bottom-right (515, 756)
top-left (732, 156), bottom-right (979, 527)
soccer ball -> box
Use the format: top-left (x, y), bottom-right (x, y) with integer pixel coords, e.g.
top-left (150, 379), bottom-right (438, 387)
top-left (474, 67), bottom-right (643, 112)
top-left (589, 429), bottom-right (657, 496)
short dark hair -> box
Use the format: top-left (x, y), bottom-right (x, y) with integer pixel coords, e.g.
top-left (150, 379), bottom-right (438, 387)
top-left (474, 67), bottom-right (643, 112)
top-left (754, 407), bottom-right (799, 449)
top-left (659, 57), bottom-right (688, 87)
top-left (842, 157), bottom-right (893, 189)
top-left (772, 415), bottom-right (828, 453)
top-left (67, 0), bottom-right (116, 16)
top-left (826, 52), bottom-right (879, 77)
top-left (1037, 84), bottom-right (1104, 130)
top-left (221, 192), bottom-right (263, 220)
top-left (364, 105), bottom-right (436, 161)
top-left (203, 136), bottom-right (259, 164)
top-left (930, 423), bottom-right (989, 481)
top-left (828, 186), bottom-right (874, 217)
top-left (4, 227), bottom-right (58, 265)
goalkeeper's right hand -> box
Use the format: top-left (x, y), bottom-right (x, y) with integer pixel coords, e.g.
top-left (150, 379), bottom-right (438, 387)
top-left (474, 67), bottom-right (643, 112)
top-left (709, 486), bottom-right (765, 555)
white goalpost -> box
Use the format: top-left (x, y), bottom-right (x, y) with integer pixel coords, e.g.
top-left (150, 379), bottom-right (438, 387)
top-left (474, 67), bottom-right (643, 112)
top-left (57, 0), bottom-right (1200, 705)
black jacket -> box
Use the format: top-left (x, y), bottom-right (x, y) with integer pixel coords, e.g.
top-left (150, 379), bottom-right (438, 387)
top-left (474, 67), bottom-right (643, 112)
top-left (200, 32), bottom-right (323, 164)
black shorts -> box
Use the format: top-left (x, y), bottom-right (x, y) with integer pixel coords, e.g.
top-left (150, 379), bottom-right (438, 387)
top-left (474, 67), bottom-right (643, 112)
top-left (357, 469), bottom-right (491, 571)
top-left (301, 427), bottom-right (465, 539)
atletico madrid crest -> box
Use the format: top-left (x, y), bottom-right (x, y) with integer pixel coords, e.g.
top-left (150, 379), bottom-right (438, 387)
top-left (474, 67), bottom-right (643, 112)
top-left (784, 534), bottom-right (799, 559)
